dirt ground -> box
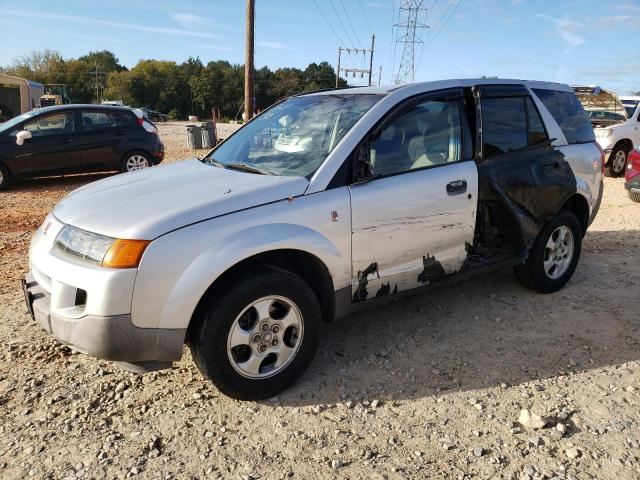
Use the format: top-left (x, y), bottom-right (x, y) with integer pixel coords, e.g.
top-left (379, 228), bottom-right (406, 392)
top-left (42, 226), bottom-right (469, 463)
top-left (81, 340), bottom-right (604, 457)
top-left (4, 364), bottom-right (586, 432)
top-left (0, 124), bottom-right (638, 480)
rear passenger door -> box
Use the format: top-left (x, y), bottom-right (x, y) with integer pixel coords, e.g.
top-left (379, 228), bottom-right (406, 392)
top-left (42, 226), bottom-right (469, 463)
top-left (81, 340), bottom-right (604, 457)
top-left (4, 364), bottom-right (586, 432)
top-left (349, 89), bottom-right (478, 302)
top-left (77, 110), bottom-right (132, 170)
top-left (475, 85), bottom-right (577, 249)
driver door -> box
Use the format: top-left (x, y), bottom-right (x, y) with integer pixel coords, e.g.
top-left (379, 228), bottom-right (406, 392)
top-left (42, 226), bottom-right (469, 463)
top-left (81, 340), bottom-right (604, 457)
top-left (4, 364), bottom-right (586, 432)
top-left (349, 89), bottom-right (478, 302)
top-left (10, 111), bottom-right (80, 177)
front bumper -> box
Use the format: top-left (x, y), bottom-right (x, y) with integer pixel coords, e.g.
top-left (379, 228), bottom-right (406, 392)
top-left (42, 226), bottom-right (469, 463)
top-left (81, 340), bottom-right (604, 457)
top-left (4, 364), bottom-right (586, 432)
top-left (23, 272), bottom-right (185, 366)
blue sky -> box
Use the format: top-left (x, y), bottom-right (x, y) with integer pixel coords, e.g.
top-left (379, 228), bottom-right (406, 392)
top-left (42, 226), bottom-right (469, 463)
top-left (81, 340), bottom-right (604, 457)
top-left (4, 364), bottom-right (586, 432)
top-left (0, 0), bottom-right (638, 94)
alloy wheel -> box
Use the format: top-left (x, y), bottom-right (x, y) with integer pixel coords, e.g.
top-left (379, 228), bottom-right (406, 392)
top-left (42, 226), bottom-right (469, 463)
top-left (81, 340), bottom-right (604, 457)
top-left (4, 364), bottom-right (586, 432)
top-left (226, 296), bottom-right (304, 379)
top-left (612, 150), bottom-right (627, 175)
top-left (126, 154), bottom-right (150, 171)
top-left (543, 225), bottom-right (574, 279)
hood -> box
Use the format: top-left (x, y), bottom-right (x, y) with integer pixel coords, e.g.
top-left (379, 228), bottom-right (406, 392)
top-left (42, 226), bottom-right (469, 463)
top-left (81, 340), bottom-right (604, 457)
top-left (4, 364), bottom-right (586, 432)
top-left (53, 159), bottom-right (309, 239)
top-left (572, 85), bottom-right (627, 127)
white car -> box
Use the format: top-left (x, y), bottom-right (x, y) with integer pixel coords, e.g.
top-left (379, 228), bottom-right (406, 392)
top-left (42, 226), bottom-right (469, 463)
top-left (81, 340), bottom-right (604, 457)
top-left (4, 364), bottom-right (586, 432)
top-left (573, 86), bottom-right (640, 177)
top-left (24, 79), bottom-right (603, 400)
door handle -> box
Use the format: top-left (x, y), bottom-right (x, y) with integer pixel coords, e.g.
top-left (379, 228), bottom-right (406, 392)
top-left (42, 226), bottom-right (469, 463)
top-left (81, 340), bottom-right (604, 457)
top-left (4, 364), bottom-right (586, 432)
top-left (446, 179), bottom-right (467, 195)
top-left (543, 160), bottom-right (560, 170)
top-left (58, 138), bottom-right (72, 144)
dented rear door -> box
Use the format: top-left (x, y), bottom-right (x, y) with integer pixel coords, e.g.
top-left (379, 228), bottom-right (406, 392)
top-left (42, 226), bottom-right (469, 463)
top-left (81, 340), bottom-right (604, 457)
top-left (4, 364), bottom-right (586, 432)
top-left (349, 89), bottom-right (478, 302)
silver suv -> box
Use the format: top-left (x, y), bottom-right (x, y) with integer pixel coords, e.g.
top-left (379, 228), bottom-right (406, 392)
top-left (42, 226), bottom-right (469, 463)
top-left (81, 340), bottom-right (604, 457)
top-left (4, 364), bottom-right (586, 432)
top-left (24, 79), bottom-right (604, 400)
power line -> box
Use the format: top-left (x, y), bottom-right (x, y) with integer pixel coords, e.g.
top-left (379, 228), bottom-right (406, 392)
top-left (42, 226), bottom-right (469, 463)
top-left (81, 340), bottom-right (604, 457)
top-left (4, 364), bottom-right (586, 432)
top-left (424, 0), bottom-right (463, 49)
top-left (357, 0), bottom-right (373, 34)
top-left (311, 0), bottom-right (348, 47)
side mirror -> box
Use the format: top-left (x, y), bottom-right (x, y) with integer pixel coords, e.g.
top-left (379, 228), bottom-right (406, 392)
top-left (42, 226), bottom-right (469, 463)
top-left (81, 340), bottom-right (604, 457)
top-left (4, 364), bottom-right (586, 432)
top-left (16, 130), bottom-right (32, 146)
top-left (352, 143), bottom-right (374, 183)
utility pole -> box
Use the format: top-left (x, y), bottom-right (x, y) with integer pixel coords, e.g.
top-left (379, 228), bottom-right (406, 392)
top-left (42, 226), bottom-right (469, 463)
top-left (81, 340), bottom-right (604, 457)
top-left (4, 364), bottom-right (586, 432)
top-left (86, 62), bottom-right (105, 104)
top-left (335, 34), bottom-right (376, 87)
top-left (394, 0), bottom-right (429, 84)
top-left (244, 0), bottom-right (255, 122)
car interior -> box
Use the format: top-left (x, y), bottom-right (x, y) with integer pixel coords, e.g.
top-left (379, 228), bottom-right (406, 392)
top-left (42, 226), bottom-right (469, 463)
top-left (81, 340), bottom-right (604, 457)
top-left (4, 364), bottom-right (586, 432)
top-left (370, 100), bottom-right (461, 176)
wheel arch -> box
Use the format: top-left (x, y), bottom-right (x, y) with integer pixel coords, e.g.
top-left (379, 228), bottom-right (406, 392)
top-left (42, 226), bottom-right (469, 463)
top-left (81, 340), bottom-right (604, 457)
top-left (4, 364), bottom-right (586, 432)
top-left (187, 248), bottom-right (336, 343)
top-left (561, 193), bottom-right (590, 236)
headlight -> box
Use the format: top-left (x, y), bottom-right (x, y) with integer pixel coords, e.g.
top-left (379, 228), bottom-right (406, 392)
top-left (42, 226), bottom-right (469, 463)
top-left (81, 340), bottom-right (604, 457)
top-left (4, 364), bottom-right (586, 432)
top-left (54, 225), bottom-right (150, 268)
top-left (596, 128), bottom-right (613, 138)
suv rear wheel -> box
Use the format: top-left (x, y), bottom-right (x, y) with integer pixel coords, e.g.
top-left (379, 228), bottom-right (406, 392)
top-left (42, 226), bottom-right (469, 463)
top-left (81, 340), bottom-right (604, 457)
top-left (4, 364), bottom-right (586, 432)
top-left (121, 151), bottom-right (152, 173)
top-left (188, 269), bottom-right (321, 400)
top-left (514, 210), bottom-right (582, 293)
top-left (606, 144), bottom-right (629, 177)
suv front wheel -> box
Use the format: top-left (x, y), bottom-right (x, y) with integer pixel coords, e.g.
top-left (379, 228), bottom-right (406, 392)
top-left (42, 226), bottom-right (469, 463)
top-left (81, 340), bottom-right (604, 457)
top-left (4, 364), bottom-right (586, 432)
top-left (514, 210), bottom-right (582, 293)
top-left (188, 269), bottom-right (321, 400)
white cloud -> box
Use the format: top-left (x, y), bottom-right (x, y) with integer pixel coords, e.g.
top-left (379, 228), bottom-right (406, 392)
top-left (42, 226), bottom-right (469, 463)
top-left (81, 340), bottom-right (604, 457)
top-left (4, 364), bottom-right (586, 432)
top-left (536, 14), bottom-right (586, 52)
top-left (367, 2), bottom-right (385, 8)
top-left (171, 13), bottom-right (205, 29)
top-left (257, 41), bottom-right (288, 49)
top-left (3, 10), bottom-right (218, 39)
top-left (596, 15), bottom-right (640, 30)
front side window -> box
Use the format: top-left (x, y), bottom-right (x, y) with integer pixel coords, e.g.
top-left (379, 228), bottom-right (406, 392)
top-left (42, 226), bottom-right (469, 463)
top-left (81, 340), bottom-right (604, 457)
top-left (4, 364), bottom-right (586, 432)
top-left (203, 94), bottom-right (382, 178)
top-left (370, 98), bottom-right (462, 177)
top-left (23, 112), bottom-right (74, 137)
top-left (532, 89), bottom-right (595, 144)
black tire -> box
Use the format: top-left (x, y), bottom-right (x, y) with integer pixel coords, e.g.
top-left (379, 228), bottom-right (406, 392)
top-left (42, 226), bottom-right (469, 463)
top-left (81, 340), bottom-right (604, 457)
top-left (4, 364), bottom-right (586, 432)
top-left (120, 151), bottom-right (152, 173)
top-left (0, 163), bottom-right (10, 190)
top-left (629, 190), bottom-right (640, 203)
top-left (514, 210), bottom-right (582, 293)
top-left (605, 144), bottom-right (629, 177)
top-left (188, 269), bottom-right (321, 400)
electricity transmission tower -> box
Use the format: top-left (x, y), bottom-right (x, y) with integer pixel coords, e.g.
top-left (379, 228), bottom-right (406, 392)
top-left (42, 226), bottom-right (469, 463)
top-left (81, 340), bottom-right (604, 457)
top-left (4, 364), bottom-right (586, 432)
top-left (394, 0), bottom-right (429, 84)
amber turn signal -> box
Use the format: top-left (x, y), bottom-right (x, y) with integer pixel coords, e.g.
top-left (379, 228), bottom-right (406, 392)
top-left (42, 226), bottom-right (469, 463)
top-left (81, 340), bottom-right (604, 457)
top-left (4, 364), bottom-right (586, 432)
top-left (101, 239), bottom-right (151, 269)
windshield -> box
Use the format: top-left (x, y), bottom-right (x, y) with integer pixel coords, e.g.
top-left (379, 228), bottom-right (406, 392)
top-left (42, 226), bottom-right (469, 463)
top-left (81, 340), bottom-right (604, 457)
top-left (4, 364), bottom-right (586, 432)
top-left (0, 110), bottom-right (39, 134)
top-left (587, 110), bottom-right (626, 123)
top-left (623, 101), bottom-right (639, 118)
top-left (203, 94), bottom-right (382, 178)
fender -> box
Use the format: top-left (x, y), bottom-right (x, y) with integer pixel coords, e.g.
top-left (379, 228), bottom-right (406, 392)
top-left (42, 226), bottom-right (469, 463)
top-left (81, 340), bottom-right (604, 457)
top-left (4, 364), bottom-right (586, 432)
top-left (131, 220), bottom-right (351, 330)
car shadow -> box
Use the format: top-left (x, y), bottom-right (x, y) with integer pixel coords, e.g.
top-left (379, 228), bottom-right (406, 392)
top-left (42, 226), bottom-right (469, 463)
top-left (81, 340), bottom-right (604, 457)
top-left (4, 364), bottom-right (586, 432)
top-left (274, 229), bottom-right (640, 406)
top-left (8, 172), bottom-right (115, 192)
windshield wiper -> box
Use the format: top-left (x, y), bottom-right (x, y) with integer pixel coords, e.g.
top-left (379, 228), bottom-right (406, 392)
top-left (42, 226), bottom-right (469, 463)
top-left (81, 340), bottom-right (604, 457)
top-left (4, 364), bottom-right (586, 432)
top-left (202, 157), bottom-right (225, 168)
top-left (225, 163), bottom-right (273, 175)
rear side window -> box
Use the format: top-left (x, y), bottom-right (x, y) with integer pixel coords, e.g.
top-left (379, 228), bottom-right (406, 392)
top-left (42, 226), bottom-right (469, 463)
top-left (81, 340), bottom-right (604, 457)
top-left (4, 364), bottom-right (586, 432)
top-left (81, 111), bottom-right (133, 130)
top-left (532, 89), bottom-right (595, 144)
top-left (481, 97), bottom-right (528, 157)
top-left (525, 97), bottom-right (548, 145)
top-left (481, 96), bottom-right (550, 158)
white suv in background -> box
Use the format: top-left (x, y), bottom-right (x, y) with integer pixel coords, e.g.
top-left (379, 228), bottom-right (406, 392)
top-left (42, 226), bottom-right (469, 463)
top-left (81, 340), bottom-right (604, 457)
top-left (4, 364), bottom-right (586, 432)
top-left (24, 79), bottom-right (603, 400)
top-left (573, 86), bottom-right (640, 177)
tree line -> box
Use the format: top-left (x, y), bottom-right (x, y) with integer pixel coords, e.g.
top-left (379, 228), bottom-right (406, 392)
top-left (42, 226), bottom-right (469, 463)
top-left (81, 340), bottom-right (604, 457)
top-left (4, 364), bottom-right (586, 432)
top-left (1, 50), bottom-right (347, 121)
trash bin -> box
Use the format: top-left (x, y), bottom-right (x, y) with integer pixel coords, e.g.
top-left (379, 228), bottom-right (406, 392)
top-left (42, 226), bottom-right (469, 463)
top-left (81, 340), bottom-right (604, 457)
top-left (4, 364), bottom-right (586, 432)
top-left (186, 124), bottom-right (202, 149)
top-left (200, 121), bottom-right (216, 149)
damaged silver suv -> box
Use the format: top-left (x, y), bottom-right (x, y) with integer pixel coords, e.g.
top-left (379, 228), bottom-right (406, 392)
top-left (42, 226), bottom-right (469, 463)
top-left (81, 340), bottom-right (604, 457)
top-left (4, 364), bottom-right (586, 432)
top-left (24, 79), bottom-right (603, 400)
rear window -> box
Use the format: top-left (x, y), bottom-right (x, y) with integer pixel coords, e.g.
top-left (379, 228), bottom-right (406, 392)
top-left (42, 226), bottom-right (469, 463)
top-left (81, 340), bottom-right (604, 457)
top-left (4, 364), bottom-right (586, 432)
top-left (532, 89), bottom-right (595, 144)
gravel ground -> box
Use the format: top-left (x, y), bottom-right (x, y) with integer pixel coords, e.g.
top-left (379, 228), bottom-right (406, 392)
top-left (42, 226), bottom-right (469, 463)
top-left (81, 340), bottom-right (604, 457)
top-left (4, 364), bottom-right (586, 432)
top-left (0, 125), bottom-right (638, 480)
